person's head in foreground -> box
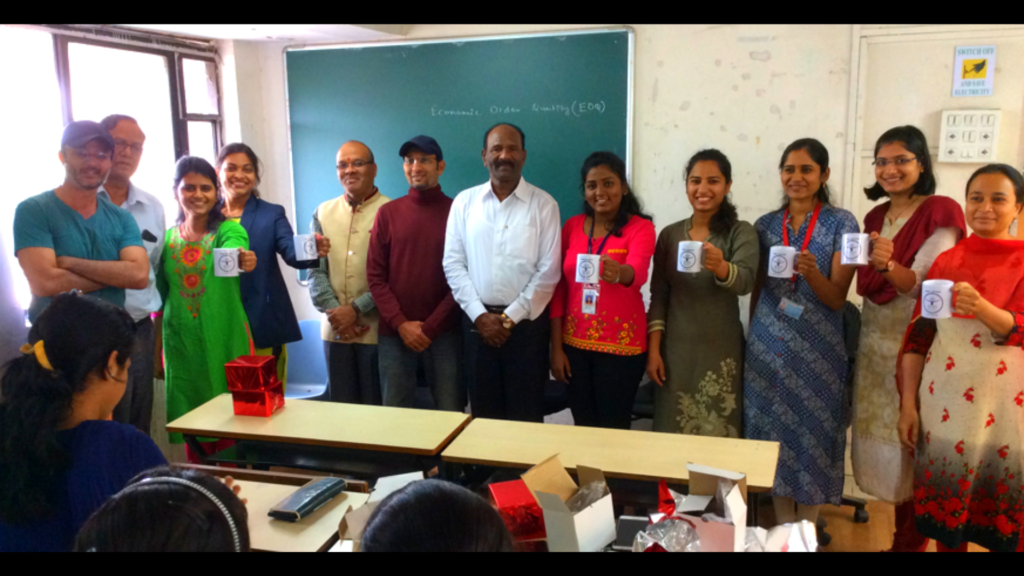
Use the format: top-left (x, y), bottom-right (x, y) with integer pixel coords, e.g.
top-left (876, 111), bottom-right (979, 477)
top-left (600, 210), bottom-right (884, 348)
top-left (74, 467), bottom-right (249, 552)
top-left (361, 479), bottom-right (513, 552)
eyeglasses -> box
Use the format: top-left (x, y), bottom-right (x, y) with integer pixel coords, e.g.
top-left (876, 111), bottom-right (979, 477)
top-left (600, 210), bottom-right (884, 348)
top-left (114, 139), bottom-right (144, 154)
top-left (69, 148), bottom-right (112, 162)
top-left (872, 156), bottom-right (917, 168)
top-left (337, 160), bottom-right (373, 171)
top-left (403, 157), bottom-right (436, 166)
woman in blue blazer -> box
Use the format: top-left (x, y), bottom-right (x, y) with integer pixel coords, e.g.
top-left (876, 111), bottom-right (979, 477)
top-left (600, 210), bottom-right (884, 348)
top-left (217, 143), bottom-right (330, 385)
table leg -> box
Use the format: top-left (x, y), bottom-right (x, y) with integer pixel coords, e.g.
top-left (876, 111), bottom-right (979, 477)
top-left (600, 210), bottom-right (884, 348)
top-left (184, 435), bottom-right (209, 464)
top-left (749, 492), bottom-right (760, 528)
top-left (440, 460), bottom-right (461, 483)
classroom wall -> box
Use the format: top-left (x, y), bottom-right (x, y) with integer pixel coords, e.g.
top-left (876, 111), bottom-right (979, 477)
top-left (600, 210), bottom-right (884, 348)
top-left (219, 24), bottom-right (857, 324)
top-left (853, 31), bottom-right (1024, 223)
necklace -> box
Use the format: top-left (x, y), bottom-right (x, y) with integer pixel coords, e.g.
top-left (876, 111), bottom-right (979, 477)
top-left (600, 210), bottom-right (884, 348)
top-left (887, 195), bottom-right (922, 223)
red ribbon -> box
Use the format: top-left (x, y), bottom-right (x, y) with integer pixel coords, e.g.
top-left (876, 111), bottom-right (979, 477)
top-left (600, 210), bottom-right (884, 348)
top-left (781, 201), bottom-right (822, 288)
top-left (658, 479), bottom-right (676, 516)
top-left (652, 480), bottom-right (698, 528)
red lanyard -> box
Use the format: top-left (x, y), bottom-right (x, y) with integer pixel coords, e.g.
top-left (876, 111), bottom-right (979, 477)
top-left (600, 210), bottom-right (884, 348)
top-left (781, 202), bottom-right (822, 288)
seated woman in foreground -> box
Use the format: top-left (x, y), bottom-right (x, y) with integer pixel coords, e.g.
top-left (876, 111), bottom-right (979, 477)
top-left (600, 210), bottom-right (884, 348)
top-left (0, 292), bottom-right (167, 552)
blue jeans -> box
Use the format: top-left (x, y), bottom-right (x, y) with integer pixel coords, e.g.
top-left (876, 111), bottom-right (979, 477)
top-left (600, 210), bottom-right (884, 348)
top-left (378, 330), bottom-right (464, 412)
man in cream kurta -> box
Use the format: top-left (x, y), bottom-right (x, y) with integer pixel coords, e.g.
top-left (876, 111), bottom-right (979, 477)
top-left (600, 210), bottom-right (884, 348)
top-left (309, 141), bottom-right (390, 404)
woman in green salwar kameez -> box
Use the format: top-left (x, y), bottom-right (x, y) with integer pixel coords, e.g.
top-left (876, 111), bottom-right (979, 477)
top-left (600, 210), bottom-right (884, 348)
top-left (647, 149), bottom-right (760, 437)
top-left (156, 157), bottom-right (257, 449)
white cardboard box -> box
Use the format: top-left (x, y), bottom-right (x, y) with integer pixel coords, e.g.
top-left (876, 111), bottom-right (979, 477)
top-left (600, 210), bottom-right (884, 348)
top-left (675, 463), bottom-right (748, 552)
top-left (521, 454), bottom-right (616, 553)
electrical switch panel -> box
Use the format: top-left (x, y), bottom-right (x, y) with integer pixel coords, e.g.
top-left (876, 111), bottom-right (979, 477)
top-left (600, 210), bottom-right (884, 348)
top-left (938, 110), bottom-right (1000, 163)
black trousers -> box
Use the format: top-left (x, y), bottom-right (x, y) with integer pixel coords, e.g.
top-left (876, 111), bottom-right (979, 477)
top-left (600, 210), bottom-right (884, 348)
top-left (323, 341), bottom-right (381, 405)
top-left (463, 309), bottom-right (549, 423)
top-left (113, 317), bottom-right (155, 436)
top-left (564, 345), bottom-right (646, 430)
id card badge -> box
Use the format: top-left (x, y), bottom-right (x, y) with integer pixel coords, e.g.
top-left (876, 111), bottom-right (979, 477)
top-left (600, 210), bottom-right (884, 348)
top-left (582, 284), bottom-right (600, 315)
top-left (778, 297), bottom-right (804, 320)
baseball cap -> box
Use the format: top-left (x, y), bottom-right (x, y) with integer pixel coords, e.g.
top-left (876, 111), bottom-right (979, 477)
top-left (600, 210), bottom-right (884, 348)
top-left (399, 135), bottom-right (443, 162)
top-left (61, 120), bottom-right (116, 151)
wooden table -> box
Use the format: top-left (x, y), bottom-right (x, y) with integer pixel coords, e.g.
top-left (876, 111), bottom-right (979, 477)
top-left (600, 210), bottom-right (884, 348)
top-left (235, 479), bottom-right (368, 552)
top-left (441, 418), bottom-right (780, 492)
top-left (166, 394), bottom-right (472, 475)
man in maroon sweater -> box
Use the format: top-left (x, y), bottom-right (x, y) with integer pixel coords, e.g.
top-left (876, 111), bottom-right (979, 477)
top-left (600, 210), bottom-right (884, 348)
top-left (367, 136), bottom-right (463, 411)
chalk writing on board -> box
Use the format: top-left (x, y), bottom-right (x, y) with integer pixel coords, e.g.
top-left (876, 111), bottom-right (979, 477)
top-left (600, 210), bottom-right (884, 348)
top-left (534, 101), bottom-right (607, 117)
top-left (432, 101), bottom-right (606, 119)
top-left (431, 106), bottom-right (483, 117)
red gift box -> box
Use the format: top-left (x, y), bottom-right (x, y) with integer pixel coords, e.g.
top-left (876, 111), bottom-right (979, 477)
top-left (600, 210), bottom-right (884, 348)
top-left (489, 480), bottom-right (545, 541)
top-left (225, 355), bottom-right (285, 417)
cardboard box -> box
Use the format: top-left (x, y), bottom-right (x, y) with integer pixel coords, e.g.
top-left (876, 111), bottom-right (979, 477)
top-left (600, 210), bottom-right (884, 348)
top-left (673, 463), bottom-right (747, 552)
top-left (337, 471), bottom-right (424, 552)
top-left (521, 454), bottom-right (616, 553)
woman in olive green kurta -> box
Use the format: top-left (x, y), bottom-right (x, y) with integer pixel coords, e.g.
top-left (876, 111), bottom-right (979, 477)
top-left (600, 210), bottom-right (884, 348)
top-left (157, 157), bottom-right (256, 444)
top-left (647, 150), bottom-right (759, 437)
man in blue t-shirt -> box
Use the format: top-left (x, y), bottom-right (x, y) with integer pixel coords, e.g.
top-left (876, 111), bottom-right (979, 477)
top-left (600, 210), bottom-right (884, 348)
top-left (14, 120), bottom-right (149, 323)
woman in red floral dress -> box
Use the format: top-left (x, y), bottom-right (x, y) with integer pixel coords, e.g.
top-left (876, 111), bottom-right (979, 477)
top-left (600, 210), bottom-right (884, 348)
top-left (897, 164), bottom-right (1024, 552)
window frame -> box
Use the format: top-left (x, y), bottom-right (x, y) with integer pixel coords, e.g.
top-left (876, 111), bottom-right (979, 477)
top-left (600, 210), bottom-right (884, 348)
top-left (51, 34), bottom-right (222, 162)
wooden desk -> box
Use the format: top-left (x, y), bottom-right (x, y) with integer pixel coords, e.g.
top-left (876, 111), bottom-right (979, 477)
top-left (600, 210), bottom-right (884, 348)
top-left (167, 394), bottom-right (471, 456)
top-left (441, 419), bottom-right (780, 492)
top-left (235, 479), bottom-right (368, 552)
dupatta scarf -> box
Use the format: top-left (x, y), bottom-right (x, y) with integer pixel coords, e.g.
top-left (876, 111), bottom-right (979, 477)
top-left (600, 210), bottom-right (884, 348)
top-left (857, 195), bottom-right (966, 306)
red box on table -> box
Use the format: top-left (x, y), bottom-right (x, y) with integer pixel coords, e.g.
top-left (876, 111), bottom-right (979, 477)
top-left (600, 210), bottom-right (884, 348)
top-left (489, 480), bottom-right (546, 541)
top-left (224, 355), bottom-right (285, 417)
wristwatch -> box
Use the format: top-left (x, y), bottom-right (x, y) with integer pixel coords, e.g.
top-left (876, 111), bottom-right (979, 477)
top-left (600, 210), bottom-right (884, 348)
top-left (877, 260), bottom-right (895, 274)
top-left (500, 313), bottom-right (515, 330)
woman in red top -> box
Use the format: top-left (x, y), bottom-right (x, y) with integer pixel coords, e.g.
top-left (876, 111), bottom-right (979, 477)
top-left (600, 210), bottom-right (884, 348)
top-left (896, 164), bottom-right (1024, 552)
top-left (550, 151), bottom-right (656, 429)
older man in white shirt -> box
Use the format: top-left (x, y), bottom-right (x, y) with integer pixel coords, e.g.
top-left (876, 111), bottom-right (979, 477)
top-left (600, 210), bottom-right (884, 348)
top-left (443, 123), bottom-right (561, 422)
top-left (98, 114), bottom-right (165, 436)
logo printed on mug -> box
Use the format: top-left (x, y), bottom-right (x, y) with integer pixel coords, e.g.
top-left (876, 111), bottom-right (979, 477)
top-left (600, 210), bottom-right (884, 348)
top-left (217, 253), bottom-right (236, 273)
top-left (770, 254), bottom-right (789, 274)
top-left (303, 238), bottom-right (316, 257)
top-left (923, 293), bottom-right (945, 315)
top-left (680, 250), bottom-right (697, 269)
top-left (578, 259), bottom-right (595, 278)
top-left (844, 239), bottom-right (862, 259)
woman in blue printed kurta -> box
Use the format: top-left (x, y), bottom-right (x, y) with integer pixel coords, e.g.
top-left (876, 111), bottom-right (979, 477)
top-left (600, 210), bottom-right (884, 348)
top-left (744, 139), bottom-right (860, 525)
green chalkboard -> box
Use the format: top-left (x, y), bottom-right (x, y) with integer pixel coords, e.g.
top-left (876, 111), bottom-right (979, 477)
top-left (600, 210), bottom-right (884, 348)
top-left (285, 29), bottom-right (631, 228)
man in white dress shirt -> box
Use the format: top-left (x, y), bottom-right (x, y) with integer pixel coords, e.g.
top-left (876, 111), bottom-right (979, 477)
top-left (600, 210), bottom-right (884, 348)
top-left (443, 123), bottom-right (561, 422)
top-left (98, 114), bottom-right (165, 436)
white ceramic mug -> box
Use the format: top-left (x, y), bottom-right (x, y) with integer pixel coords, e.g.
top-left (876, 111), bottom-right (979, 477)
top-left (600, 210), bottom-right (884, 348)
top-left (576, 253), bottom-right (601, 283)
top-left (294, 234), bottom-right (318, 261)
top-left (213, 248), bottom-right (240, 277)
top-left (768, 246), bottom-right (798, 278)
top-left (677, 241), bottom-right (704, 273)
top-left (921, 279), bottom-right (954, 319)
top-left (841, 233), bottom-right (871, 266)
